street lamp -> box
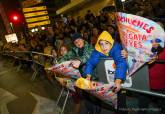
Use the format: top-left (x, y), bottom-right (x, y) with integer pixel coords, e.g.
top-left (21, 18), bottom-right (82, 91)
top-left (11, 14), bottom-right (19, 22)
top-left (13, 15), bottom-right (18, 21)
top-left (9, 14), bottom-right (21, 33)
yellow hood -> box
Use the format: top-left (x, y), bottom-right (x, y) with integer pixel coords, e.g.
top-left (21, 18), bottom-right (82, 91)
top-left (95, 31), bottom-right (114, 55)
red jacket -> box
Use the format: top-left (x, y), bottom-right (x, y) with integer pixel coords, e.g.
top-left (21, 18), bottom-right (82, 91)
top-left (149, 48), bottom-right (165, 89)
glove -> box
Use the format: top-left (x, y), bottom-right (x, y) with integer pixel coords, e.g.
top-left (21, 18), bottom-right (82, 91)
top-left (121, 49), bottom-right (128, 58)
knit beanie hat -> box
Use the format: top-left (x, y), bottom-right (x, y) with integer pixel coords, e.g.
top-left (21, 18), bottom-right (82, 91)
top-left (71, 33), bottom-right (83, 42)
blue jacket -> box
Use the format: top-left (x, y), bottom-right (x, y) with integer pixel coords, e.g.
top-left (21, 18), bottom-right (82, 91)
top-left (84, 42), bottom-right (127, 81)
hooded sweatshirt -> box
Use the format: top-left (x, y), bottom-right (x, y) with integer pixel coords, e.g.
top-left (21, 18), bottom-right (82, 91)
top-left (84, 31), bottom-right (127, 81)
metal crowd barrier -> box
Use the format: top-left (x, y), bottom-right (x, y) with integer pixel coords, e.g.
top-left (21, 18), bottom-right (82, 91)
top-left (2, 50), bottom-right (32, 61)
top-left (1, 50), bottom-right (71, 114)
top-left (30, 52), bottom-right (70, 114)
top-left (1, 51), bottom-right (32, 71)
top-left (96, 58), bottom-right (165, 114)
top-left (1, 51), bottom-right (165, 114)
top-left (30, 51), bottom-right (56, 81)
top-left (31, 51), bottom-right (53, 66)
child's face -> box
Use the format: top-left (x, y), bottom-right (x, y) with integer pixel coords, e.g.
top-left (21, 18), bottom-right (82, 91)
top-left (152, 40), bottom-right (159, 48)
top-left (83, 32), bottom-right (88, 38)
top-left (92, 28), bottom-right (98, 35)
top-left (107, 26), bottom-right (115, 35)
top-left (99, 40), bottom-right (112, 54)
top-left (52, 50), bottom-right (57, 57)
top-left (74, 38), bottom-right (84, 49)
top-left (60, 46), bottom-right (68, 56)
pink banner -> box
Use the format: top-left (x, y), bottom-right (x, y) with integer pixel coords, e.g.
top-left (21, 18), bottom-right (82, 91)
top-left (116, 12), bottom-right (165, 76)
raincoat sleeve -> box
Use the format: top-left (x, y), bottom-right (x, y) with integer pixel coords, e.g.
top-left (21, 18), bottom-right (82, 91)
top-left (111, 43), bottom-right (127, 81)
top-left (83, 50), bottom-right (100, 76)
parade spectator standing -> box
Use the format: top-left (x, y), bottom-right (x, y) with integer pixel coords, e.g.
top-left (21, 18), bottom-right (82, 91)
top-left (59, 32), bottom-right (127, 114)
top-left (138, 42), bottom-right (165, 114)
top-left (58, 44), bottom-right (70, 59)
top-left (83, 31), bottom-right (127, 114)
top-left (148, 48), bottom-right (165, 114)
top-left (107, 25), bottom-right (116, 40)
top-left (58, 33), bottom-right (95, 114)
top-left (83, 31), bottom-right (91, 44)
top-left (137, 21), bottom-right (165, 114)
top-left (46, 27), bottom-right (56, 47)
top-left (85, 10), bottom-right (95, 24)
top-left (90, 27), bottom-right (100, 46)
top-left (59, 33), bottom-right (94, 74)
top-left (84, 30), bottom-right (127, 94)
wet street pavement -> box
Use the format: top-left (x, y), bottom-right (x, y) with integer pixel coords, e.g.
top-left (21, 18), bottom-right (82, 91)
top-left (0, 55), bottom-right (62, 114)
top-left (0, 55), bottom-right (115, 114)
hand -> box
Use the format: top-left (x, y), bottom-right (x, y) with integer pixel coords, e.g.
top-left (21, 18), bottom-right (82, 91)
top-left (112, 79), bottom-right (122, 93)
top-left (33, 55), bottom-right (39, 60)
top-left (44, 67), bottom-right (52, 71)
top-left (86, 74), bottom-right (91, 81)
top-left (148, 55), bottom-right (158, 64)
top-left (71, 60), bottom-right (81, 68)
top-left (121, 49), bottom-right (128, 58)
top-left (58, 78), bottom-right (66, 86)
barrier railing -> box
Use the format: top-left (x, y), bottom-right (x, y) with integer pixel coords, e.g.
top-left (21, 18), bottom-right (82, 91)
top-left (31, 51), bottom-right (55, 81)
top-left (0, 50), bottom-right (69, 114)
top-left (96, 58), bottom-right (165, 113)
top-left (96, 58), bottom-right (165, 98)
top-left (1, 50), bottom-right (165, 114)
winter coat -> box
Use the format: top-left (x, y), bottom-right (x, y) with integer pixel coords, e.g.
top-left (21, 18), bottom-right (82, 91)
top-left (59, 42), bottom-right (93, 64)
top-left (84, 31), bottom-right (127, 81)
top-left (59, 41), bottom-right (94, 74)
top-left (149, 48), bottom-right (165, 89)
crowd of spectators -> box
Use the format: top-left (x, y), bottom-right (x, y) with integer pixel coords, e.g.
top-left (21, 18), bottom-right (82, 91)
top-left (1, 0), bottom-right (164, 54)
top-left (0, 0), bottom-right (165, 114)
